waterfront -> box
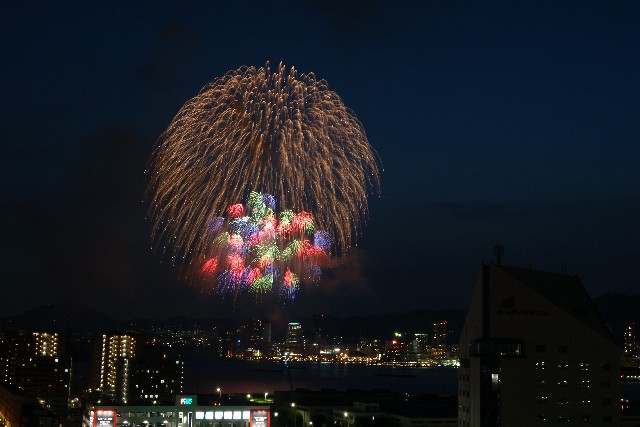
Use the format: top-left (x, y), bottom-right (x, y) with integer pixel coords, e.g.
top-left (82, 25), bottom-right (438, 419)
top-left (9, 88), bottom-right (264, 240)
top-left (185, 359), bottom-right (458, 395)
top-left (184, 358), bottom-right (640, 401)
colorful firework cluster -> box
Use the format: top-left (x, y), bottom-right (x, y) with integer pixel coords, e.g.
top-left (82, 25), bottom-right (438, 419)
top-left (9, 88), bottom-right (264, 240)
top-left (200, 191), bottom-right (333, 300)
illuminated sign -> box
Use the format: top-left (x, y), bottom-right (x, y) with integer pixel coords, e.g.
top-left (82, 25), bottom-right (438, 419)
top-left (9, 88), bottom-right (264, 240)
top-left (250, 409), bottom-right (270, 427)
top-left (94, 410), bottom-right (116, 427)
top-left (176, 395), bottom-right (197, 406)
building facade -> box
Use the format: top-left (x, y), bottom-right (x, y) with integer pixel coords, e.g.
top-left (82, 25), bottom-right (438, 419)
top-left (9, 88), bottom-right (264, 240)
top-left (624, 321), bottom-right (638, 362)
top-left (86, 395), bottom-right (269, 427)
top-left (432, 321), bottom-right (448, 360)
top-left (117, 355), bottom-right (184, 404)
top-left (0, 330), bottom-right (72, 409)
top-left (237, 320), bottom-right (271, 358)
top-left (458, 264), bottom-right (620, 426)
top-left (89, 333), bottom-right (139, 398)
top-left (0, 382), bottom-right (58, 427)
top-left (284, 323), bottom-right (304, 357)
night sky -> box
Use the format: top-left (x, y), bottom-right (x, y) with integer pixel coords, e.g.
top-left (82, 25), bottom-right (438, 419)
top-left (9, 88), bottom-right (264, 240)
top-left (2, 1), bottom-right (639, 321)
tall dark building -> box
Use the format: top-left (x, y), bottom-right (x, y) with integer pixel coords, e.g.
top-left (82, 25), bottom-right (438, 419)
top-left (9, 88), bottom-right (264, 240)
top-left (238, 319), bottom-right (271, 358)
top-left (285, 322), bottom-right (304, 356)
top-left (0, 330), bottom-right (72, 409)
top-left (458, 264), bottom-right (620, 426)
top-left (432, 321), bottom-right (448, 359)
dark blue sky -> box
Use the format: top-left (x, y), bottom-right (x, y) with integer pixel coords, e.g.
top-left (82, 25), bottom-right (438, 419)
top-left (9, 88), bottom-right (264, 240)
top-left (1, 1), bottom-right (639, 320)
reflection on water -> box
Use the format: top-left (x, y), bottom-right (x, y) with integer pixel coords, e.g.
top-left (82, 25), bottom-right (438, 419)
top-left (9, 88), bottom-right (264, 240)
top-left (185, 359), bottom-right (640, 400)
top-left (185, 359), bottom-right (458, 395)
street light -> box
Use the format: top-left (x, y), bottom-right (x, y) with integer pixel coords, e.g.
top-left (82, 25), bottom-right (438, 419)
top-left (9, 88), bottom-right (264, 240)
top-left (291, 403), bottom-right (297, 427)
top-left (216, 387), bottom-right (221, 402)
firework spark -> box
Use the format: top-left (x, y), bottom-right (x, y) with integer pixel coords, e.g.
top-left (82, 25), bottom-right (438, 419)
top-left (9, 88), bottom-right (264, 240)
top-left (147, 62), bottom-right (380, 267)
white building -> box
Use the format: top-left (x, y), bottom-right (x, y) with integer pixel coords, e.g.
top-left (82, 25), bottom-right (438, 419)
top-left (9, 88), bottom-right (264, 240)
top-left (458, 264), bottom-right (620, 426)
top-left (86, 395), bottom-right (270, 427)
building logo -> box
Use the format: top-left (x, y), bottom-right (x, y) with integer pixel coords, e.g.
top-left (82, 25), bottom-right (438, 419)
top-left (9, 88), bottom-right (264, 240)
top-left (94, 410), bottom-right (116, 427)
top-left (498, 296), bottom-right (515, 309)
top-left (496, 296), bottom-right (548, 316)
top-left (178, 396), bottom-right (194, 405)
top-left (250, 409), bottom-right (270, 427)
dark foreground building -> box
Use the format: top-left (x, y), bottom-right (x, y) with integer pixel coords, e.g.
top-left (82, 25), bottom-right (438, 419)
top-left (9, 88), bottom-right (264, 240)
top-left (0, 330), bottom-right (72, 409)
top-left (0, 382), bottom-right (58, 427)
top-left (458, 264), bottom-right (620, 426)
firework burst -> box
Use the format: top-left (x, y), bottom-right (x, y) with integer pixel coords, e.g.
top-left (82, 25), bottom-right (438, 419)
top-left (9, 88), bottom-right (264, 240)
top-left (147, 62), bottom-right (380, 267)
top-left (199, 192), bottom-right (331, 300)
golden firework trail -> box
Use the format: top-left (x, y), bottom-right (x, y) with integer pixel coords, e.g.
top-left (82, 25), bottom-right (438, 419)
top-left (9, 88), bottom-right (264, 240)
top-left (147, 62), bottom-right (380, 268)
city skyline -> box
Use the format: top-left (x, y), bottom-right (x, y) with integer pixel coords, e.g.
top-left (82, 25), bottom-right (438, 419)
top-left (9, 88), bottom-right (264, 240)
top-left (2, 1), bottom-right (640, 320)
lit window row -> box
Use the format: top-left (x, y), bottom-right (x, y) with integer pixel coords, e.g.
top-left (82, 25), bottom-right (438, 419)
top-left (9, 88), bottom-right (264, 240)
top-left (194, 411), bottom-right (249, 420)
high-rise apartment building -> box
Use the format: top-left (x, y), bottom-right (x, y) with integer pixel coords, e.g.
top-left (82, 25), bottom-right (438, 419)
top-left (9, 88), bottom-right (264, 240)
top-left (458, 264), bottom-right (620, 426)
top-left (285, 322), bottom-right (304, 356)
top-left (89, 333), bottom-right (139, 398)
top-left (0, 329), bottom-right (72, 409)
top-left (623, 321), bottom-right (638, 360)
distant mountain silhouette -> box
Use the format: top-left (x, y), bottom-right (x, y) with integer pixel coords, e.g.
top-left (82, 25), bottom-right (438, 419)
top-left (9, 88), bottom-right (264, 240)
top-left (0, 302), bottom-right (124, 332)
top-left (1, 293), bottom-right (636, 347)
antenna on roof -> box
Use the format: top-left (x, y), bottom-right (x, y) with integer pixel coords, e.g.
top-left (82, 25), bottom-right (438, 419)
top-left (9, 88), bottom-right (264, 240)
top-left (561, 262), bottom-right (567, 275)
top-left (493, 243), bottom-right (504, 265)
